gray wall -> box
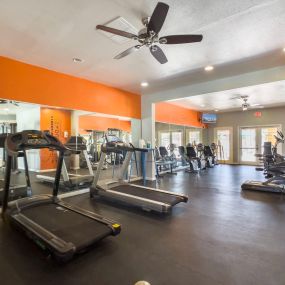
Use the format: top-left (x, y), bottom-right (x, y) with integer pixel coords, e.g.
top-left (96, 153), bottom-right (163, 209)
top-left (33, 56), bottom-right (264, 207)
top-left (206, 106), bottom-right (285, 163)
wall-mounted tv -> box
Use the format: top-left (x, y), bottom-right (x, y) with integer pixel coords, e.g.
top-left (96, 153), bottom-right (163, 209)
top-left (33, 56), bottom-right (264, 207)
top-left (202, 113), bottom-right (217, 123)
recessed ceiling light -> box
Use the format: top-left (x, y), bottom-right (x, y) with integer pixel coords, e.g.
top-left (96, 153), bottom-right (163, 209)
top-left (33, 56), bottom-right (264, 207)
top-left (73, 58), bottom-right (84, 63)
top-left (141, 82), bottom-right (149, 87)
top-left (4, 108), bottom-right (9, 111)
top-left (283, 47), bottom-right (285, 52)
top-left (200, 104), bottom-right (205, 107)
top-left (205, 65), bottom-right (214, 71)
top-left (214, 109), bottom-right (219, 112)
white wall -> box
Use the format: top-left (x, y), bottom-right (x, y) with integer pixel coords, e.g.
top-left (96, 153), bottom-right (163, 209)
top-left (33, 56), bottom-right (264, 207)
top-left (16, 106), bottom-right (41, 171)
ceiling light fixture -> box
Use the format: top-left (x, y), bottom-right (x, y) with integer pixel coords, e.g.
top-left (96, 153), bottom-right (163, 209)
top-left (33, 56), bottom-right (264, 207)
top-left (251, 103), bottom-right (260, 107)
top-left (283, 47), bottom-right (285, 53)
top-left (4, 108), bottom-right (9, 111)
top-left (73, 58), bottom-right (84, 63)
top-left (141, 82), bottom-right (149, 87)
top-left (214, 109), bottom-right (219, 112)
top-left (200, 104), bottom-right (205, 107)
top-left (205, 65), bottom-right (214, 71)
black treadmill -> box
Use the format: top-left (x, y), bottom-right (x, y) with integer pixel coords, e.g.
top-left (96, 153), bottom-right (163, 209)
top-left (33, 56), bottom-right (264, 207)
top-left (0, 134), bottom-right (28, 204)
top-left (1, 130), bottom-right (121, 262)
top-left (92, 138), bottom-right (188, 213)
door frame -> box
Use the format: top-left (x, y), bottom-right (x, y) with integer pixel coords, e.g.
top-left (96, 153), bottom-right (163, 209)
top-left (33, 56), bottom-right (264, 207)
top-left (238, 124), bottom-right (282, 165)
top-left (214, 127), bottom-right (233, 164)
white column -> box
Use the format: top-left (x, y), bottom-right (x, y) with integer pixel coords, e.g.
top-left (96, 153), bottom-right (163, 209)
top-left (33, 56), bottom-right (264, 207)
top-left (16, 106), bottom-right (41, 171)
top-left (141, 96), bottom-right (156, 180)
top-left (70, 110), bottom-right (92, 136)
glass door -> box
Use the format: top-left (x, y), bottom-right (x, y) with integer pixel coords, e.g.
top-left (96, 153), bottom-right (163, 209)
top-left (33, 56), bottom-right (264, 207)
top-left (239, 125), bottom-right (281, 165)
top-left (261, 127), bottom-right (280, 154)
top-left (214, 127), bottom-right (233, 163)
top-left (240, 128), bottom-right (257, 163)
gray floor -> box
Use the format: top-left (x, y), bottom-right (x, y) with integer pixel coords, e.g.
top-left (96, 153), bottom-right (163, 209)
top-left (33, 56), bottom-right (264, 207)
top-left (0, 165), bottom-right (285, 285)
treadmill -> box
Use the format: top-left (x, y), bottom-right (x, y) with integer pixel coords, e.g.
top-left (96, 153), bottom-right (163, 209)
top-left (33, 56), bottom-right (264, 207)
top-left (0, 134), bottom-right (28, 204)
top-left (1, 130), bottom-right (121, 262)
top-left (91, 136), bottom-right (188, 213)
top-left (37, 136), bottom-right (94, 189)
top-left (241, 165), bottom-right (285, 194)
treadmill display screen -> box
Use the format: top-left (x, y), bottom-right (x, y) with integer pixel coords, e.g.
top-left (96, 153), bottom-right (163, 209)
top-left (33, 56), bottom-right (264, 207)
top-left (27, 134), bottom-right (48, 145)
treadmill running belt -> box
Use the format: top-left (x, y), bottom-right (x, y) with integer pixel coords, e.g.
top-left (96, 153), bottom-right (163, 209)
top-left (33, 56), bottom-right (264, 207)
top-left (22, 204), bottom-right (112, 249)
top-left (112, 185), bottom-right (185, 206)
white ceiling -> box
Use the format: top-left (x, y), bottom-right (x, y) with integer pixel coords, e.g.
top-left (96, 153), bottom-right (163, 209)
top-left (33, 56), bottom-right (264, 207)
top-left (170, 80), bottom-right (285, 112)
top-left (0, 0), bottom-right (285, 94)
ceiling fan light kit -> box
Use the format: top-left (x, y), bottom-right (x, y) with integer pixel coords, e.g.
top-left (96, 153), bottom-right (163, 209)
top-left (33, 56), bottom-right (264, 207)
top-left (96, 2), bottom-right (203, 64)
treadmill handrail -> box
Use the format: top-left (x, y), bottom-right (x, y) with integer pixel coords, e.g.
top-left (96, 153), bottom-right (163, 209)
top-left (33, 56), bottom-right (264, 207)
top-left (101, 142), bottom-right (148, 154)
top-left (2, 130), bottom-right (68, 215)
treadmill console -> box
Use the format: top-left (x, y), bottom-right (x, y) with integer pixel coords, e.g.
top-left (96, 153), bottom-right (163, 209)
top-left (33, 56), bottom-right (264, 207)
top-left (27, 134), bottom-right (49, 145)
top-left (6, 130), bottom-right (67, 156)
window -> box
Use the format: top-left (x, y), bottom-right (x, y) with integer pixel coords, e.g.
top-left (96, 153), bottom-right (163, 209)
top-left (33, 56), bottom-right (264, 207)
top-left (172, 132), bottom-right (182, 147)
top-left (160, 132), bottom-right (170, 147)
top-left (158, 131), bottom-right (182, 156)
top-left (188, 130), bottom-right (201, 145)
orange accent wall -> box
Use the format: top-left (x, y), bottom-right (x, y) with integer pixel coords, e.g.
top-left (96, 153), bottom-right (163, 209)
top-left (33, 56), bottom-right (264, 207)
top-left (0, 56), bottom-right (141, 119)
top-left (155, 102), bottom-right (204, 128)
top-left (79, 116), bottom-right (131, 133)
top-left (40, 107), bottom-right (71, 170)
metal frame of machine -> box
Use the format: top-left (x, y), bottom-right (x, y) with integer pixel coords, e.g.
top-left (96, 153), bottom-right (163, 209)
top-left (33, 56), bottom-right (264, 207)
top-left (36, 136), bottom-right (94, 189)
top-left (91, 139), bottom-right (188, 213)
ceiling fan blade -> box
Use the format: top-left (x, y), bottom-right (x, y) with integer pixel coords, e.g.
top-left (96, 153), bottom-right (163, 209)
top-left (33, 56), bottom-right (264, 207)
top-left (159, 34), bottom-right (203, 44)
top-left (147, 2), bottom-right (169, 34)
top-left (114, 45), bottom-right (142, 60)
top-left (150, 45), bottom-right (168, 64)
top-left (96, 25), bottom-right (137, 39)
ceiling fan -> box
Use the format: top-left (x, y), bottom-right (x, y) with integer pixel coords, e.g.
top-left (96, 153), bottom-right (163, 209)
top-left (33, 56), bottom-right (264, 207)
top-left (0, 99), bottom-right (19, 107)
top-left (96, 2), bottom-right (203, 64)
top-left (230, 95), bottom-right (261, 111)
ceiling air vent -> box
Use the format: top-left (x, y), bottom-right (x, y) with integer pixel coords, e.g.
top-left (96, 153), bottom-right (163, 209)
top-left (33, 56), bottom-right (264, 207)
top-left (97, 16), bottom-right (138, 44)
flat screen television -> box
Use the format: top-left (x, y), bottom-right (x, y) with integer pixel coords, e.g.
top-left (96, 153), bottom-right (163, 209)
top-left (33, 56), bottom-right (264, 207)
top-left (202, 113), bottom-right (217, 123)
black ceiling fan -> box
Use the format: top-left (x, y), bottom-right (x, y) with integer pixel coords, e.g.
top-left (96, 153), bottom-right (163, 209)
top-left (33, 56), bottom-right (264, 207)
top-left (0, 99), bottom-right (19, 106)
top-left (96, 2), bottom-right (203, 64)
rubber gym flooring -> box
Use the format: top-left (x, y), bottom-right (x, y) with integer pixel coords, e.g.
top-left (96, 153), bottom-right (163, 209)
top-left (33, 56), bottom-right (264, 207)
top-left (0, 165), bottom-right (285, 285)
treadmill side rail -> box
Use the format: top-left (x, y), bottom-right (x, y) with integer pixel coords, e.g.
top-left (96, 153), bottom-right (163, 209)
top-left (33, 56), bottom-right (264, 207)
top-left (95, 187), bottom-right (171, 213)
top-left (57, 200), bottom-right (121, 235)
top-left (128, 183), bottom-right (189, 202)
